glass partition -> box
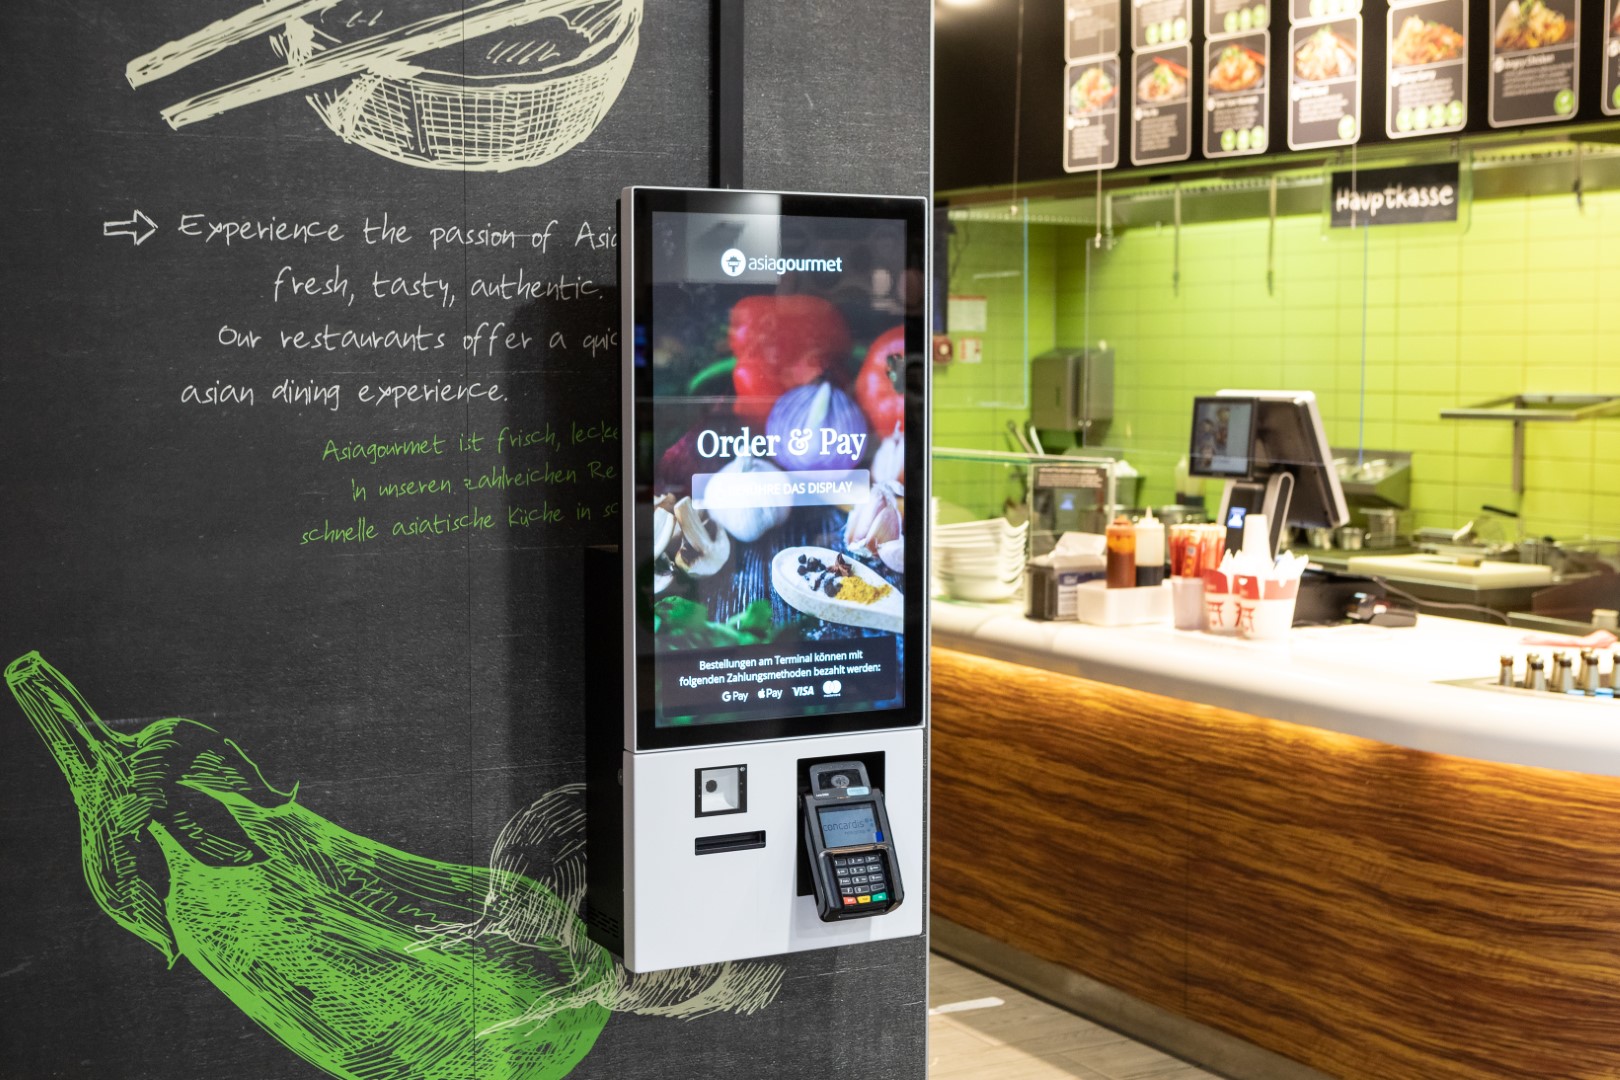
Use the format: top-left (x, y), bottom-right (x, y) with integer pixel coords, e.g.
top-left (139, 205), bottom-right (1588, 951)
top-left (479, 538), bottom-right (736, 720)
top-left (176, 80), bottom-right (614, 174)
top-left (935, 139), bottom-right (1620, 573)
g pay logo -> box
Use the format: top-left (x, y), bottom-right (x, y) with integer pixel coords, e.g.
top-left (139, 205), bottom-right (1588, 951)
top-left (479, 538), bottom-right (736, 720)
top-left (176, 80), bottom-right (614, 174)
top-left (720, 248), bottom-right (747, 277)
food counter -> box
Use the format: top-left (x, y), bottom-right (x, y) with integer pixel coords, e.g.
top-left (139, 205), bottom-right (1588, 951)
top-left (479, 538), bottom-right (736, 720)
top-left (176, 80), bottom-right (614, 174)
top-left (932, 600), bottom-right (1620, 774)
top-left (928, 602), bottom-right (1620, 1080)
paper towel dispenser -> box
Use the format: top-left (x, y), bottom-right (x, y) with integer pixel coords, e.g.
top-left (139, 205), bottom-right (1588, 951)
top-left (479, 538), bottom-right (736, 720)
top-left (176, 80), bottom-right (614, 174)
top-left (1031, 347), bottom-right (1113, 434)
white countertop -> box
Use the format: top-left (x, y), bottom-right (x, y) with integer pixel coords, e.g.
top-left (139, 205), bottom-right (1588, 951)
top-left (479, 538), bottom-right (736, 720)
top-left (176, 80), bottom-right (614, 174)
top-left (930, 600), bottom-right (1620, 777)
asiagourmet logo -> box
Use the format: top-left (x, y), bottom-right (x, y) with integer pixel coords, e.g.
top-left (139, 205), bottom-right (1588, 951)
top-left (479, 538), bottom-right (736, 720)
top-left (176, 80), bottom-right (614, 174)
top-left (719, 248), bottom-right (844, 277)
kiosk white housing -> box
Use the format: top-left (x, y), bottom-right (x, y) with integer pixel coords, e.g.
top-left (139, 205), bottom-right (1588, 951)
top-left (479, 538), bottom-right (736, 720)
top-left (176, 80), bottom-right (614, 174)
top-left (587, 188), bottom-right (929, 973)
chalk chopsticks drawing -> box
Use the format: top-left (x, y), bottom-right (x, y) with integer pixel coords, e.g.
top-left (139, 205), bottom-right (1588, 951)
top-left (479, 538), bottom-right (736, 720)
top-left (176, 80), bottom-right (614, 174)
top-left (126, 0), bottom-right (642, 171)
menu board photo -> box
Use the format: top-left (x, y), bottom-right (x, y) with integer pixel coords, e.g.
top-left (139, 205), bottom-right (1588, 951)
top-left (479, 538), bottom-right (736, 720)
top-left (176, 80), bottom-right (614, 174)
top-left (1205, 0), bottom-right (1272, 157)
top-left (1488, 0), bottom-right (1580, 126)
top-left (1134, 0), bottom-right (1192, 48)
top-left (1290, 0), bottom-right (1361, 23)
top-left (1387, 0), bottom-right (1469, 137)
top-left (1289, 13), bottom-right (1365, 148)
top-left (1069, 0), bottom-right (1123, 60)
top-left (1066, 58), bottom-right (1124, 171)
top-left (1603, 0), bottom-right (1619, 114)
top-left (1210, 0), bottom-right (1271, 35)
top-left (1133, 46), bottom-right (1195, 164)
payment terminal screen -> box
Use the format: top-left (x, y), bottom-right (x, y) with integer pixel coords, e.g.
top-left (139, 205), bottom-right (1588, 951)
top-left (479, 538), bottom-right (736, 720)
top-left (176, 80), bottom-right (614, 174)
top-left (640, 205), bottom-right (914, 730)
top-left (818, 803), bottom-right (880, 848)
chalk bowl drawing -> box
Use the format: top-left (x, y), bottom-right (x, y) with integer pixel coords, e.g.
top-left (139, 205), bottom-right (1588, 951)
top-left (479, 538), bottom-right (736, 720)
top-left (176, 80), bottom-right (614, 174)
top-left (8, 652), bottom-right (781, 1080)
top-left (126, 0), bottom-right (642, 171)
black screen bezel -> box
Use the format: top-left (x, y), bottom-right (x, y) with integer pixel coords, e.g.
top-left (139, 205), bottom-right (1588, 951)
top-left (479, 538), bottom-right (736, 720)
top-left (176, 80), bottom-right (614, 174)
top-left (626, 187), bottom-right (928, 752)
top-left (1187, 394), bottom-right (1258, 480)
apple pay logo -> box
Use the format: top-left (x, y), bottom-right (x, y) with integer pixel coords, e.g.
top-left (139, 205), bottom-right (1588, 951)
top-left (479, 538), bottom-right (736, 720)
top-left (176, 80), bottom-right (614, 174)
top-left (720, 248), bottom-right (746, 277)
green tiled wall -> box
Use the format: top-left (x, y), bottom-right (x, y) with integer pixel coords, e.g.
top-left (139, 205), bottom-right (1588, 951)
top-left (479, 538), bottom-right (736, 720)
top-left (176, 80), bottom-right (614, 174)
top-left (940, 189), bottom-right (1620, 538)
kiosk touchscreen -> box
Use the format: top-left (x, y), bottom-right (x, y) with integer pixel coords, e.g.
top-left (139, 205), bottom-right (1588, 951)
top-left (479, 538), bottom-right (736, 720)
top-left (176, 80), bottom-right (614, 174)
top-left (586, 187), bottom-right (927, 972)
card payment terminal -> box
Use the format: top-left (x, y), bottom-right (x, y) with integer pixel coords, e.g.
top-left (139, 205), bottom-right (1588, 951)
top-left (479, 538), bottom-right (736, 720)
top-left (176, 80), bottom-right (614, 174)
top-left (803, 761), bottom-right (904, 921)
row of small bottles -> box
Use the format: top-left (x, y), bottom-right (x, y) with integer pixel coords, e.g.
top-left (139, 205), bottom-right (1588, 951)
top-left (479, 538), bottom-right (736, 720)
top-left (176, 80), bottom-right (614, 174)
top-left (1104, 510), bottom-right (1166, 589)
top-left (1500, 651), bottom-right (1614, 696)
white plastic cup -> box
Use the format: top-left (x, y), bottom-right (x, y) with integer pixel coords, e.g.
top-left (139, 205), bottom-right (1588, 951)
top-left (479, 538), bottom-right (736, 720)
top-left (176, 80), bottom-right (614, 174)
top-left (1240, 596), bottom-right (1297, 639)
top-left (1170, 576), bottom-right (1206, 630)
top-left (1241, 512), bottom-right (1271, 562)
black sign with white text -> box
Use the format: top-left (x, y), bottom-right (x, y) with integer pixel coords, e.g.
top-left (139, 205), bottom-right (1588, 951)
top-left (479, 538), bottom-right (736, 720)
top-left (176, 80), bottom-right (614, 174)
top-left (1329, 162), bottom-right (1461, 227)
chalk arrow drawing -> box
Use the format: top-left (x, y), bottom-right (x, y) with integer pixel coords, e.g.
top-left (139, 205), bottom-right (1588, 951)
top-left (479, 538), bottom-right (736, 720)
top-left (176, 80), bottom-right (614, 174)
top-left (125, 0), bottom-right (642, 171)
top-left (8, 652), bottom-right (781, 1080)
top-left (103, 210), bottom-right (159, 246)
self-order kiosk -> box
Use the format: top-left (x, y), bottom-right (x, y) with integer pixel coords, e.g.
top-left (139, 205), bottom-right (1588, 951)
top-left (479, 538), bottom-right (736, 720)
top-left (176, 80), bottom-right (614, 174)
top-left (586, 188), bottom-right (928, 972)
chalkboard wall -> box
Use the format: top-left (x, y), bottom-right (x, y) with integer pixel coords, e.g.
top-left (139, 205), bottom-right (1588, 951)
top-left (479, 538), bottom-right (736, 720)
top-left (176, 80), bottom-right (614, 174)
top-left (0, 2), bottom-right (930, 1077)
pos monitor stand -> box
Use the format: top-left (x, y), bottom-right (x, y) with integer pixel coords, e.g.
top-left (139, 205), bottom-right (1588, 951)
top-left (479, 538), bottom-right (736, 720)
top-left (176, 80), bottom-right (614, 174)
top-left (1188, 390), bottom-right (1348, 560)
top-left (1221, 472), bottom-right (1294, 560)
top-left (585, 187), bottom-right (928, 973)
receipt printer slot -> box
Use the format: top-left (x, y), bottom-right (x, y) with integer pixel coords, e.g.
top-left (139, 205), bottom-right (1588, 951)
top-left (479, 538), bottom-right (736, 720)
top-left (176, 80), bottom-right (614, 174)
top-left (694, 830), bottom-right (766, 855)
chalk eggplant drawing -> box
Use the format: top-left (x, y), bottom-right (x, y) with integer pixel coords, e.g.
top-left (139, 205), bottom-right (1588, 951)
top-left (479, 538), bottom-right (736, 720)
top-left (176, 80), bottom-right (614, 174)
top-left (8, 652), bottom-right (780, 1079)
top-left (124, 0), bottom-right (642, 170)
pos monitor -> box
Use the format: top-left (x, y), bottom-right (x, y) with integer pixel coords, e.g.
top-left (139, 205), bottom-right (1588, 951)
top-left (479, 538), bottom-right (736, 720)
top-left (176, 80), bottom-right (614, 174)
top-left (1188, 390), bottom-right (1349, 557)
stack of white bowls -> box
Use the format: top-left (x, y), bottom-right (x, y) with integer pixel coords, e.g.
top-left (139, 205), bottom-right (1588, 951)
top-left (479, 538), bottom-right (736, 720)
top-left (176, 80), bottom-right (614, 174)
top-left (932, 518), bottom-right (1029, 602)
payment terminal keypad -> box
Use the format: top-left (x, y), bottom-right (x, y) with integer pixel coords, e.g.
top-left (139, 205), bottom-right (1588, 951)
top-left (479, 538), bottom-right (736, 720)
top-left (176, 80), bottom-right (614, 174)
top-left (831, 852), bottom-right (892, 907)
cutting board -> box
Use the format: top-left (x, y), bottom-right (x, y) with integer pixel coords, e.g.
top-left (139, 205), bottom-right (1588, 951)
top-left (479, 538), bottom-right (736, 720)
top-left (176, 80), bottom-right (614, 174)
top-left (1345, 553), bottom-right (1554, 589)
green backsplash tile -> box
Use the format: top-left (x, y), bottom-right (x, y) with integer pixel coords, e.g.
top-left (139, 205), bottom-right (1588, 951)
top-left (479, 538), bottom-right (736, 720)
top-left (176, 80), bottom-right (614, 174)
top-left (1529, 423), bottom-right (1598, 461)
top-left (1459, 267), bottom-right (1533, 305)
top-left (1592, 495), bottom-right (1620, 532)
top-left (1409, 480), bottom-right (1461, 517)
top-left (1394, 335), bottom-right (1461, 366)
top-left (1527, 360), bottom-right (1599, 393)
top-left (1456, 423), bottom-right (1517, 460)
top-left (1526, 456), bottom-right (1595, 494)
top-left (1524, 303), bottom-right (1599, 334)
top-left (1526, 195), bottom-right (1602, 238)
top-left (1348, 306), bottom-right (1398, 337)
top-left (1456, 363), bottom-right (1525, 397)
top-left (1394, 242), bottom-right (1463, 279)
top-left (1521, 490), bottom-right (1593, 529)
top-left (1357, 420), bottom-right (1396, 446)
top-left (1455, 456), bottom-right (1508, 485)
top-left (1526, 267), bottom-right (1601, 305)
top-left (1458, 302), bottom-right (1527, 336)
top-left (1456, 333), bottom-right (1524, 365)
top-left (1414, 453), bottom-right (1457, 484)
top-left (1394, 363), bottom-right (1458, 395)
top-left (1391, 419), bottom-right (1458, 453)
top-left (1594, 420), bottom-right (1620, 459)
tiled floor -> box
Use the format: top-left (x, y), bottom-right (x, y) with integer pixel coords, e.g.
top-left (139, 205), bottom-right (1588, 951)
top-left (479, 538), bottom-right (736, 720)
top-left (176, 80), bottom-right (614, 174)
top-left (929, 955), bottom-right (1223, 1080)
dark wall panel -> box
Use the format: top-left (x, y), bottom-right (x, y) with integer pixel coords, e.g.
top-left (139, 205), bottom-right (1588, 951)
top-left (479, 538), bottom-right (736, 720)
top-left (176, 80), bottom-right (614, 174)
top-left (744, 3), bottom-right (933, 197)
top-left (0, 2), bottom-right (929, 1078)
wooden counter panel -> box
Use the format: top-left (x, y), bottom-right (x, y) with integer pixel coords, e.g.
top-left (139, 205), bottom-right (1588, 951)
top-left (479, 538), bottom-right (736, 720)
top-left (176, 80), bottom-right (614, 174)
top-left (930, 646), bottom-right (1193, 1015)
top-left (931, 646), bottom-right (1620, 1080)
